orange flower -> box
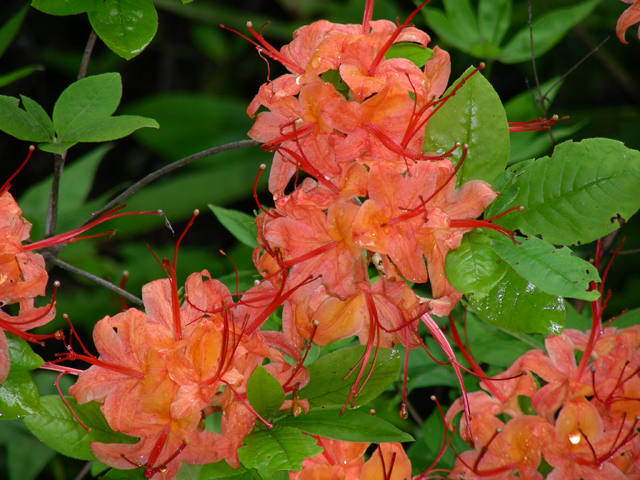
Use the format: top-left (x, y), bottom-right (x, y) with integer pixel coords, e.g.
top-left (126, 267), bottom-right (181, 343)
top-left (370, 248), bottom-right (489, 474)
top-left (617, 0), bottom-right (640, 43)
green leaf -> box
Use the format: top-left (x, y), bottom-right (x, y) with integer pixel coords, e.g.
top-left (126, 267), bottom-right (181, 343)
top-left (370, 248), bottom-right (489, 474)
top-left (23, 396), bottom-right (137, 460)
top-left (20, 95), bottom-right (54, 139)
top-left (423, 66), bottom-right (510, 187)
top-left (491, 235), bottom-right (600, 301)
top-left (246, 365), bottom-right (285, 420)
top-left (0, 95), bottom-right (53, 142)
top-left (209, 205), bottom-right (258, 248)
top-left (238, 427), bottom-right (322, 479)
top-left (422, 8), bottom-right (472, 53)
top-left (0, 65), bottom-right (44, 88)
top-left (494, 139), bottom-right (640, 245)
top-left (31, 0), bottom-right (103, 15)
top-left (38, 140), bottom-right (77, 154)
top-left (53, 72), bottom-right (122, 137)
top-left (499, 0), bottom-right (602, 64)
top-left (612, 307), bottom-right (640, 329)
top-left (467, 266), bottom-right (565, 334)
top-left (200, 462), bottom-right (262, 480)
top-left (63, 115), bottom-right (159, 142)
top-left (385, 43), bottom-right (433, 67)
top-left (0, 4), bottom-right (29, 58)
top-left (445, 231), bottom-right (508, 299)
top-left (478, 0), bottom-right (512, 46)
top-left (88, 0), bottom-right (158, 60)
top-left (278, 409), bottom-right (413, 443)
top-left (101, 469), bottom-right (146, 479)
top-left (6, 333), bottom-right (44, 372)
top-left (298, 346), bottom-right (400, 409)
top-left (0, 371), bottom-right (42, 420)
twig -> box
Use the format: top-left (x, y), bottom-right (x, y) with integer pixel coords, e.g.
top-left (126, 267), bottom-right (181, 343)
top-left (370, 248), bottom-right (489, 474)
top-left (44, 254), bottom-right (144, 307)
top-left (81, 139), bottom-right (261, 226)
top-left (44, 152), bottom-right (67, 238)
top-left (78, 30), bottom-right (98, 80)
top-left (527, 0), bottom-right (556, 145)
top-left (74, 461), bottom-right (92, 480)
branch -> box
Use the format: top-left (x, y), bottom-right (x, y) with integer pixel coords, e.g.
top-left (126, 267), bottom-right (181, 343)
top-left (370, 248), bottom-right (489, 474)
top-left (44, 152), bottom-right (66, 238)
top-left (78, 30), bottom-right (98, 81)
top-left (45, 254), bottom-right (144, 307)
top-left (81, 139), bottom-right (261, 226)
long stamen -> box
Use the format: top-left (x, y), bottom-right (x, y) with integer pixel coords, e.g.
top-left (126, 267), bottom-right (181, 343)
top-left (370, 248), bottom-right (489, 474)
top-left (1, 145), bottom-right (35, 195)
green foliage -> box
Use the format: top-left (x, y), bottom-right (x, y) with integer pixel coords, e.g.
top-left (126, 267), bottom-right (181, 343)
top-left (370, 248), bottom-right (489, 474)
top-left (0, 73), bottom-right (158, 153)
top-left (423, 66), bottom-right (510, 186)
top-left (445, 231), bottom-right (508, 299)
top-left (31, 0), bottom-right (103, 16)
top-left (278, 409), bottom-right (413, 443)
top-left (385, 43), bottom-right (433, 67)
top-left (247, 365), bottom-right (285, 420)
top-left (0, 371), bottom-right (42, 420)
top-left (238, 427), bottom-right (322, 479)
top-left (422, 0), bottom-right (602, 63)
top-left (200, 462), bottom-right (262, 480)
top-left (210, 205), bottom-right (259, 248)
top-left (495, 139), bottom-right (640, 245)
top-left (298, 346), bottom-right (401, 409)
top-left (491, 235), bottom-right (600, 301)
top-left (23, 396), bottom-right (137, 460)
top-left (5, 333), bottom-right (44, 372)
top-left (467, 266), bottom-right (565, 333)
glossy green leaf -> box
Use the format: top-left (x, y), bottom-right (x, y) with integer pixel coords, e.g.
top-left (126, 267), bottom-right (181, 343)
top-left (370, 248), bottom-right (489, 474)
top-left (491, 235), bottom-right (600, 301)
top-left (298, 346), bottom-right (400, 409)
top-left (0, 371), bottom-right (42, 420)
top-left (200, 462), bottom-right (261, 480)
top-left (467, 266), bottom-right (565, 334)
top-left (101, 469), bottom-right (146, 479)
top-left (209, 205), bottom-right (258, 249)
top-left (52, 73), bottom-right (122, 137)
top-left (494, 139), bottom-right (640, 246)
top-left (63, 115), bottom-right (159, 142)
top-left (499, 0), bottom-right (602, 63)
top-left (38, 140), bottom-right (77, 154)
top-left (423, 66), bottom-right (510, 187)
top-left (31, 0), bottom-right (103, 15)
top-left (445, 231), bottom-right (508, 299)
top-left (6, 333), bottom-right (44, 372)
top-left (23, 396), bottom-right (137, 460)
top-left (278, 409), bottom-right (413, 443)
top-left (0, 5), bottom-right (29, 58)
top-left (238, 427), bottom-right (322, 479)
top-left (385, 43), bottom-right (433, 67)
top-left (88, 0), bottom-right (158, 60)
top-left (0, 95), bottom-right (53, 142)
top-left (610, 307), bottom-right (640, 329)
top-left (478, 0), bottom-right (511, 46)
top-left (246, 365), bottom-right (285, 420)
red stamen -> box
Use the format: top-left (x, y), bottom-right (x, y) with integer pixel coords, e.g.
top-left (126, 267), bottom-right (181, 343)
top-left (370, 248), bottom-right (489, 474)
top-left (222, 380), bottom-right (273, 428)
top-left (119, 271), bottom-right (129, 311)
top-left (282, 321), bottom-right (318, 390)
top-left (24, 207), bottom-right (162, 252)
top-left (362, 0), bottom-right (375, 33)
top-left (55, 372), bottom-right (90, 431)
top-left (508, 115), bottom-right (566, 132)
top-left (1, 145), bottom-right (35, 195)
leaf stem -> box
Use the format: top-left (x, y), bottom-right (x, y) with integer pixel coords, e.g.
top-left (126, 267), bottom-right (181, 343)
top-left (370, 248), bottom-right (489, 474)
top-left (43, 254), bottom-right (144, 307)
top-left (81, 139), bottom-right (261, 226)
top-left (45, 152), bottom-right (66, 238)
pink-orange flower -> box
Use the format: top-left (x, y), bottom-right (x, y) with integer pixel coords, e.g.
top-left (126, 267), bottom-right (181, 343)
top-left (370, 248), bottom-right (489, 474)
top-left (617, 0), bottom-right (640, 43)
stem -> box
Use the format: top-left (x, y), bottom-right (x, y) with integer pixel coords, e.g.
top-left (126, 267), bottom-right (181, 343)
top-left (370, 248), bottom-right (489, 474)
top-left (44, 254), bottom-right (144, 307)
top-left (45, 152), bottom-right (67, 239)
top-left (78, 31), bottom-right (98, 80)
top-left (81, 139), bottom-right (260, 226)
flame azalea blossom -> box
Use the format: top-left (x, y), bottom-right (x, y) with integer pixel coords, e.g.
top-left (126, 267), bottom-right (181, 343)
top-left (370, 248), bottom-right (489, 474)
top-left (0, 190), bottom-right (55, 383)
top-left (617, 0), bottom-right (640, 43)
top-left (68, 270), bottom-right (307, 477)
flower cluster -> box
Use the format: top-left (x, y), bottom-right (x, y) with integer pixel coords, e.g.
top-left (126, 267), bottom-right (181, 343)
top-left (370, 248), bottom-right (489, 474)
top-left (245, 1), bottom-right (504, 407)
top-left (67, 268), bottom-right (308, 479)
top-left (0, 181), bottom-right (56, 383)
top-left (446, 320), bottom-right (640, 479)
